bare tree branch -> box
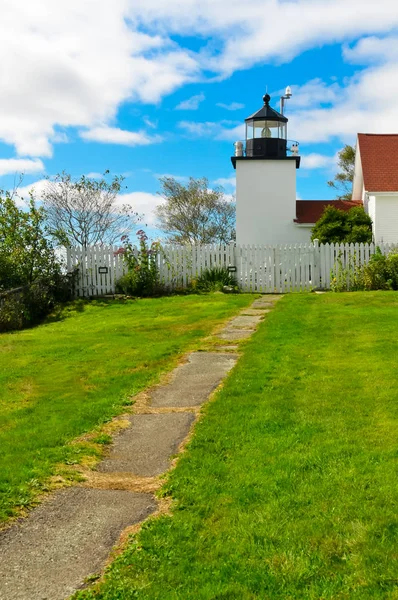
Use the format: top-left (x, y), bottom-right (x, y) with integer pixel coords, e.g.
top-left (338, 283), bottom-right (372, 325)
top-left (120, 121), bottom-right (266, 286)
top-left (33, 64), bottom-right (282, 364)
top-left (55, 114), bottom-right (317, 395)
top-left (42, 171), bottom-right (140, 247)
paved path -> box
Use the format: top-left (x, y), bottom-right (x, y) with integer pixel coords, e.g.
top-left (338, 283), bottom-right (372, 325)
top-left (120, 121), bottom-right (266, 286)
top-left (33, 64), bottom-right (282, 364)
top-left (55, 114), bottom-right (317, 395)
top-left (0, 295), bottom-right (282, 600)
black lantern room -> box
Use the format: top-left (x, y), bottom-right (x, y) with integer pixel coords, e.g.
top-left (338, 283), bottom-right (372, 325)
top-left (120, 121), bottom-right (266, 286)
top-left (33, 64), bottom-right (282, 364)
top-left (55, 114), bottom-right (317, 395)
top-left (245, 93), bottom-right (287, 158)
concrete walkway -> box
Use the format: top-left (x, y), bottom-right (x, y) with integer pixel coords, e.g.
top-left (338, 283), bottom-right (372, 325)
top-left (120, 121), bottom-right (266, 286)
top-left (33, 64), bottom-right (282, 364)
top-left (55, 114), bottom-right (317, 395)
top-left (0, 295), bottom-right (281, 600)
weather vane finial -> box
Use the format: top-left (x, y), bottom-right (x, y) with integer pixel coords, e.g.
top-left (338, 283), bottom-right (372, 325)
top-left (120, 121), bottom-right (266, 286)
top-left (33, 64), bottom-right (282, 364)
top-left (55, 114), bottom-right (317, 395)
top-left (263, 92), bottom-right (271, 106)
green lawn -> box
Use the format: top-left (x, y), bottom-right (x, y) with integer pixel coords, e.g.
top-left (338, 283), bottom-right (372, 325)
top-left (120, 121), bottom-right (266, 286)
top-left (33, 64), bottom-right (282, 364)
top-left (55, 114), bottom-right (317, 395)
top-left (0, 294), bottom-right (253, 523)
top-left (76, 292), bottom-right (398, 600)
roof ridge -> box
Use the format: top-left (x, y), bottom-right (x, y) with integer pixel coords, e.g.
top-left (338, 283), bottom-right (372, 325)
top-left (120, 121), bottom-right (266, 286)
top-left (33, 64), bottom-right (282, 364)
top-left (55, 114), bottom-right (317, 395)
top-left (358, 133), bottom-right (398, 137)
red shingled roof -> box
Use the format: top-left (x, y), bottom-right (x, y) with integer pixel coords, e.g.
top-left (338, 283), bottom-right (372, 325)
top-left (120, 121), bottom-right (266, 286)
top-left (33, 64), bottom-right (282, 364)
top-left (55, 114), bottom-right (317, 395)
top-left (358, 133), bottom-right (398, 192)
top-left (295, 200), bottom-right (363, 224)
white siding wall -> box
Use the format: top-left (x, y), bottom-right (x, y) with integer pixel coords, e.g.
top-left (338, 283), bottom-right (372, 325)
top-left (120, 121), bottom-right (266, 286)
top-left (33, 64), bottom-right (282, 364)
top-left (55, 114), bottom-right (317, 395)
top-left (368, 195), bottom-right (376, 238)
top-left (236, 159), bottom-right (308, 245)
top-left (373, 194), bottom-right (398, 243)
top-left (292, 224), bottom-right (313, 243)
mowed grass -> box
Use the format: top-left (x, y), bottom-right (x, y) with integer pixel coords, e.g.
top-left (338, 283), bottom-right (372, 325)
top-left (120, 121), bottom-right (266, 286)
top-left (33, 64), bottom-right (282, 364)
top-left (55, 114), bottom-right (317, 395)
top-left (76, 293), bottom-right (398, 600)
top-left (0, 294), bottom-right (253, 523)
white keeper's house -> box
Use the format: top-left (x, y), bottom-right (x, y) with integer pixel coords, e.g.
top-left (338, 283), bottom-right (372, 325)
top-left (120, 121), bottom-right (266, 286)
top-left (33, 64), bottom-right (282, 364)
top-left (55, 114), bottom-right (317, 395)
top-left (232, 92), bottom-right (398, 245)
top-left (352, 134), bottom-right (398, 244)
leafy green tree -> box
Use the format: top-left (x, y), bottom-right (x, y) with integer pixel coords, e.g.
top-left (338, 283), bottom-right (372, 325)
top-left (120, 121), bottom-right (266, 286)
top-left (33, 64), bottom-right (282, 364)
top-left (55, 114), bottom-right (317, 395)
top-left (327, 144), bottom-right (356, 200)
top-left (42, 171), bottom-right (138, 248)
top-left (155, 176), bottom-right (235, 244)
top-left (0, 191), bottom-right (60, 290)
top-left (311, 205), bottom-right (373, 244)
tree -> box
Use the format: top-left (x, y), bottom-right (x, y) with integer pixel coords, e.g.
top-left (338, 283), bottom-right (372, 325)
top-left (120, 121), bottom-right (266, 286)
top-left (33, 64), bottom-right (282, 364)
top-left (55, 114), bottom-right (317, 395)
top-left (42, 171), bottom-right (138, 248)
top-left (155, 176), bottom-right (235, 245)
top-left (0, 190), bottom-right (60, 290)
top-left (311, 205), bottom-right (373, 244)
top-left (327, 144), bottom-right (356, 200)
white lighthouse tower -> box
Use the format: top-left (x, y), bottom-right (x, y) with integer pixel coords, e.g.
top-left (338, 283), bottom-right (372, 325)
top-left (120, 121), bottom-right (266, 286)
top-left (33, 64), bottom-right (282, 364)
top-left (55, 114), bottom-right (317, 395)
top-left (233, 92), bottom-right (301, 245)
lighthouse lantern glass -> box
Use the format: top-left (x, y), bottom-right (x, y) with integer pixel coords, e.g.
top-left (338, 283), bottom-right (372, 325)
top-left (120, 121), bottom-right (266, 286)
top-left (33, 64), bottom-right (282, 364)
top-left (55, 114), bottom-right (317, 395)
top-left (246, 119), bottom-right (287, 141)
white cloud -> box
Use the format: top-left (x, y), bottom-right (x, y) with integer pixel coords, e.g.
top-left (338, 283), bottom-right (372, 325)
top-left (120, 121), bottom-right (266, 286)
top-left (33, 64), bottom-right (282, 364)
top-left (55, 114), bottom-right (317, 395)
top-left (300, 153), bottom-right (334, 170)
top-left (288, 58), bottom-right (398, 145)
top-left (176, 93), bottom-right (205, 110)
top-left (217, 124), bottom-right (245, 142)
top-left (116, 191), bottom-right (164, 227)
top-left (178, 121), bottom-right (218, 137)
top-left (127, 0), bottom-right (398, 73)
top-left (178, 120), bottom-right (244, 141)
top-left (217, 102), bottom-right (245, 111)
top-left (286, 79), bottom-right (340, 109)
top-left (214, 176), bottom-right (236, 188)
top-left (2, 1), bottom-right (398, 158)
top-left (15, 178), bottom-right (48, 199)
top-left (0, 158), bottom-right (44, 177)
top-left (343, 35), bottom-right (398, 64)
top-left (85, 172), bottom-right (104, 179)
top-left (80, 126), bottom-right (163, 146)
top-left (143, 118), bottom-right (158, 129)
top-left (0, 1), bottom-right (199, 157)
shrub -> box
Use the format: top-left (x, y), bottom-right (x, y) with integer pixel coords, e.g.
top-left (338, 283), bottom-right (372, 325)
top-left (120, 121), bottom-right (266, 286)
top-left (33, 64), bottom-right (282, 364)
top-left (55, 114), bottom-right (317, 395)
top-left (0, 291), bottom-right (25, 331)
top-left (386, 253), bottom-right (398, 290)
top-left (311, 205), bottom-right (373, 244)
top-left (191, 267), bottom-right (239, 293)
top-left (362, 249), bottom-right (390, 291)
top-left (0, 277), bottom-right (73, 333)
top-left (0, 190), bottom-right (73, 331)
top-left (115, 230), bottom-right (165, 297)
top-left (330, 253), bottom-right (365, 292)
top-left (331, 248), bottom-right (398, 292)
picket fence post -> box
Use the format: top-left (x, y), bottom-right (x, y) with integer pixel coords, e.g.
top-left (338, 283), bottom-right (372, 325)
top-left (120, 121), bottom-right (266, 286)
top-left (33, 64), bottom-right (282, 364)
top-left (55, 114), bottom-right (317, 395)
top-left (312, 239), bottom-right (320, 289)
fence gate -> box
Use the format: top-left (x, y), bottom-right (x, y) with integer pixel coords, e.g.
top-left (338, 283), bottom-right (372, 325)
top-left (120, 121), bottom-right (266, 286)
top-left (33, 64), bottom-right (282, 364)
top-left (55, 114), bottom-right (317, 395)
top-left (235, 243), bottom-right (318, 293)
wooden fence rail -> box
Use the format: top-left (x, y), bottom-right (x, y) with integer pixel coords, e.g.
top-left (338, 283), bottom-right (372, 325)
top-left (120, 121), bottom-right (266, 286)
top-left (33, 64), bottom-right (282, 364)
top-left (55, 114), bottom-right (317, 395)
top-left (66, 242), bottom-right (395, 297)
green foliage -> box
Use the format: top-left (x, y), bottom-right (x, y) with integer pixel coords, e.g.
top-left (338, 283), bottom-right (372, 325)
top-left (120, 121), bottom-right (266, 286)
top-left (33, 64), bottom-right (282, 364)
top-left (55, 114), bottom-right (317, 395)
top-left (191, 267), bottom-right (239, 293)
top-left (363, 249), bottom-right (398, 291)
top-left (331, 248), bottom-right (398, 292)
top-left (330, 253), bottom-right (365, 292)
top-left (0, 191), bottom-right (61, 290)
top-left (156, 176), bottom-right (236, 244)
top-left (0, 292), bottom-right (25, 331)
top-left (386, 253), bottom-right (398, 289)
top-left (0, 280), bottom-right (73, 333)
top-left (0, 190), bottom-right (70, 330)
top-left (116, 230), bottom-right (165, 297)
top-left (311, 205), bottom-right (373, 244)
top-left (327, 144), bottom-right (356, 200)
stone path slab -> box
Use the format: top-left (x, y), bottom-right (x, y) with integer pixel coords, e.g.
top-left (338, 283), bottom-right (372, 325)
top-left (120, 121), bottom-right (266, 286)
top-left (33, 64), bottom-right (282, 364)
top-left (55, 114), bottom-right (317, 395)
top-left (218, 329), bottom-right (254, 341)
top-left (98, 413), bottom-right (195, 476)
top-left (241, 308), bottom-right (271, 316)
top-left (150, 352), bottom-right (238, 408)
top-left (0, 488), bottom-right (156, 600)
top-left (251, 299), bottom-right (276, 309)
top-left (228, 314), bottom-right (263, 329)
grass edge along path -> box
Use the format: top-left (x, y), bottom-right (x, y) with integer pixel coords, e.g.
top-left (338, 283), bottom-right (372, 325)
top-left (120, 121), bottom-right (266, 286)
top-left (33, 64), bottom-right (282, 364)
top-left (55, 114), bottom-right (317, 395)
top-left (75, 292), bottom-right (398, 600)
top-left (0, 294), bottom-right (254, 525)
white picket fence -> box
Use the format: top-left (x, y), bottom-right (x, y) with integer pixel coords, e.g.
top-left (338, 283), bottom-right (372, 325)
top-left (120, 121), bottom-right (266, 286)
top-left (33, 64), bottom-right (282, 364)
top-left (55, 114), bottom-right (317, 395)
top-left (66, 242), bottom-right (395, 297)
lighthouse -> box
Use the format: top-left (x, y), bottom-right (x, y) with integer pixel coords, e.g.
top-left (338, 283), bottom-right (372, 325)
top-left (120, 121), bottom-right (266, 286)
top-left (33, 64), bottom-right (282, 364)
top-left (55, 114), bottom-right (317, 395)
top-left (232, 92), bottom-right (301, 245)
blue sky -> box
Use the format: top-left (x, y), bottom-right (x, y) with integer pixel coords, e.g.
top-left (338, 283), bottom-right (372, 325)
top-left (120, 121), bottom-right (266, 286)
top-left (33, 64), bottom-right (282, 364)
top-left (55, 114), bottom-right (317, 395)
top-left (1, 0), bottom-right (398, 237)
